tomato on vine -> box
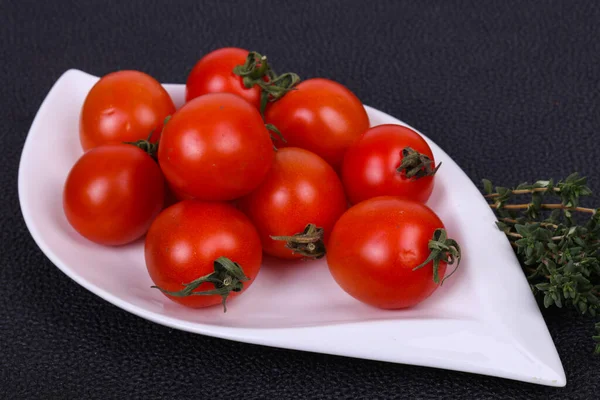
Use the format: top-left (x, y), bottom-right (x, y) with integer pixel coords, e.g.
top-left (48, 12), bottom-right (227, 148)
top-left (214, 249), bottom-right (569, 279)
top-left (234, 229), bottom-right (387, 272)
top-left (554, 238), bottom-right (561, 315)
top-left (265, 78), bottom-right (370, 170)
top-left (63, 143), bottom-right (165, 246)
top-left (186, 48), bottom-right (299, 115)
top-left (145, 201), bottom-right (262, 310)
top-left (341, 124), bottom-right (439, 205)
top-left (79, 70), bottom-right (175, 151)
top-left (238, 147), bottom-right (347, 260)
top-left (158, 93), bottom-right (275, 201)
top-left (185, 47), bottom-right (262, 108)
top-left (327, 197), bottom-right (461, 309)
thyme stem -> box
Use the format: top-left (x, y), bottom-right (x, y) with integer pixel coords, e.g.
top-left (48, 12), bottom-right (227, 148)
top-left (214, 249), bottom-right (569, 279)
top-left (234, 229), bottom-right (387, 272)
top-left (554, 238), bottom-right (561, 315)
top-left (483, 173), bottom-right (600, 353)
top-left (490, 203), bottom-right (595, 213)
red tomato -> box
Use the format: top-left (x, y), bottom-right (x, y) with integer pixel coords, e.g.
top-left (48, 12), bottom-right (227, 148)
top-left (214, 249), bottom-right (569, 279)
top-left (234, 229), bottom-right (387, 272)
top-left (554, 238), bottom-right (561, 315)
top-left (63, 144), bottom-right (165, 246)
top-left (145, 201), bottom-right (262, 309)
top-left (327, 197), bottom-right (459, 309)
top-left (158, 93), bottom-right (274, 201)
top-left (79, 70), bottom-right (175, 151)
top-left (185, 47), bottom-right (262, 108)
top-left (238, 148), bottom-right (347, 260)
top-left (265, 78), bottom-right (370, 170)
top-left (341, 124), bottom-right (438, 205)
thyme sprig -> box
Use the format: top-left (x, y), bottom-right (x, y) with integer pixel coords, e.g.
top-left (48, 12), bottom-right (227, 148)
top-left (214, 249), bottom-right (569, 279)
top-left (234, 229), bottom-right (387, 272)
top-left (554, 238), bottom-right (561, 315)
top-left (483, 173), bottom-right (600, 353)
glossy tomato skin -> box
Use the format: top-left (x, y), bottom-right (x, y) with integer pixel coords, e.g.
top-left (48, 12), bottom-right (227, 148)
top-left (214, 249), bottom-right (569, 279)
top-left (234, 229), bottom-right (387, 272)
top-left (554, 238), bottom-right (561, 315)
top-left (265, 78), bottom-right (370, 170)
top-left (63, 144), bottom-right (165, 246)
top-left (145, 201), bottom-right (262, 308)
top-left (341, 124), bottom-right (436, 205)
top-left (158, 93), bottom-right (274, 201)
top-left (238, 148), bottom-right (347, 259)
top-left (79, 70), bottom-right (175, 151)
top-left (327, 196), bottom-right (447, 309)
top-left (185, 47), bottom-right (261, 108)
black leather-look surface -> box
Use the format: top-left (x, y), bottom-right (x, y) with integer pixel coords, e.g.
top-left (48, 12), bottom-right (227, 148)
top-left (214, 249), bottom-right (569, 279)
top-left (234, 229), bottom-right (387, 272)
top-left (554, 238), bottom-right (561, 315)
top-left (3, 0), bottom-right (600, 398)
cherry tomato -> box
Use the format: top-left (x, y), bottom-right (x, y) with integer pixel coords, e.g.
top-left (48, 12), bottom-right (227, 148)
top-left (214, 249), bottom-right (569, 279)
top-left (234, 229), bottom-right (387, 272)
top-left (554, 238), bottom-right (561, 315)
top-left (238, 147), bottom-right (347, 260)
top-left (327, 196), bottom-right (457, 309)
top-left (145, 201), bottom-right (262, 309)
top-left (158, 93), bottom-right (274, 201)
top-left (63, 144), bottom-right (165, 246)
top-left (341, 124), bottom-right (438, 205)
top-left (265, 78), bottom-right (370, 170)
top-left (185, 47), bottom-right (262, 108)
top-left (80, 70), bottom-right (175, 151)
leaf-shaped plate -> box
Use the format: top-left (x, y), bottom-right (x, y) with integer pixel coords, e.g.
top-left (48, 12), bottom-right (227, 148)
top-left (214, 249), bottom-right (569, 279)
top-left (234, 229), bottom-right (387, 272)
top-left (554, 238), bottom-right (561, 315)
top-left (18, 69), bottom-right (566, 386)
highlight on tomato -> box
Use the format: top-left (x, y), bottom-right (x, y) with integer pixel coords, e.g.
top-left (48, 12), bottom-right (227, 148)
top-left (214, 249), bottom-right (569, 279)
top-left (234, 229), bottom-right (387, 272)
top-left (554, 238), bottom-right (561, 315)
top-left (341, 124), bottom-right (439, 205)
top-left (144, 201), bottom-right (262, 311)
top-left (237, 147), bottom-right (347, 260)
top-left (63, 143), bottom-right (165, 246)
top-left (157, 92), bottom-right (275, 201)
top-left (326, 196), bottom-right (461, 309)
top-left (79, 70), bottom-right (175, 151)
top-left (265, 78), bottom-right (370, 170)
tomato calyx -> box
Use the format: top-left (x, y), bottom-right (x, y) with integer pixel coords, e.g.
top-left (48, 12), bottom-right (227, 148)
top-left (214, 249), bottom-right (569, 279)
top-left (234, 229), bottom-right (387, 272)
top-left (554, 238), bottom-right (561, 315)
top-left (233, 51), bottom-right (301, 116)
top-left (233, 51), bottom-right (299, 147)
top-left (124, 132), bottom-right (159, 159)
top-left (124, 116), bottom-right (171, 160)
top-left (265, 123), bottom-right (287, 148)
top-left (413, 228), bottom-right (461, 285)
top-left (151, 256), bottom-right (250, 312)
top-left (397, 147), bottom-right (441, 180)
top-left (270, 223), bottom-right (326, 259)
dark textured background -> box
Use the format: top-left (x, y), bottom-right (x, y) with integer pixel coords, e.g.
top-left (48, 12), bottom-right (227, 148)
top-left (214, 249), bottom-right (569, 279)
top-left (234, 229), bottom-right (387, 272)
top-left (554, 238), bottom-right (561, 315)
top-left (3, 0), bottom-right (600, 398)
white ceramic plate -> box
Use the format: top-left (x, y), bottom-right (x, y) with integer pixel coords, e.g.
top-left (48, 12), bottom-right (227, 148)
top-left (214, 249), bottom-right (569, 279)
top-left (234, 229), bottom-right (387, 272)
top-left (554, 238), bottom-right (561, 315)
top-left (19, 69), bottom-right (566, 386)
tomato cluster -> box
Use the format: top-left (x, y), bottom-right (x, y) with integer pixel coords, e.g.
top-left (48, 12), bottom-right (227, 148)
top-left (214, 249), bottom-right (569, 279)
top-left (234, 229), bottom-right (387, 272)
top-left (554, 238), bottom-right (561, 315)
top-left (63, 47), bottom-right (461, 312)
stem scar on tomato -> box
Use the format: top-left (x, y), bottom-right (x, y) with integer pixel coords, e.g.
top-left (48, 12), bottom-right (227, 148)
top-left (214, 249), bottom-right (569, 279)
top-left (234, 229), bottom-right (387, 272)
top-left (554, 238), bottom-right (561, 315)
top-left (397, 146), bottom-right (441, 180)
top-left (270, 223), bottom-right (326, 259)
top-left (413, 228), bottom-right (461, 285)
top-left (151, 256), bottom-right (250, 312)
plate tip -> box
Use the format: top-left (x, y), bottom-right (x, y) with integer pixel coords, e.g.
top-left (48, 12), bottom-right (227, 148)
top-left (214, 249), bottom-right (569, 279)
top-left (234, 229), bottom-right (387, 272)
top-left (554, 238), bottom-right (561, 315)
top-left (540, 366), bottom-right (567, 387)
top-left (554, 372), bottom-right (567, 387)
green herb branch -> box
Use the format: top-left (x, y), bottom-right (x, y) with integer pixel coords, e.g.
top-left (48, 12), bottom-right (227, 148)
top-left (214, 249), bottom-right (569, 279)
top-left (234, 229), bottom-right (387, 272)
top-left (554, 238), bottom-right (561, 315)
top-left (483, 173), bottom-right (600, 353)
